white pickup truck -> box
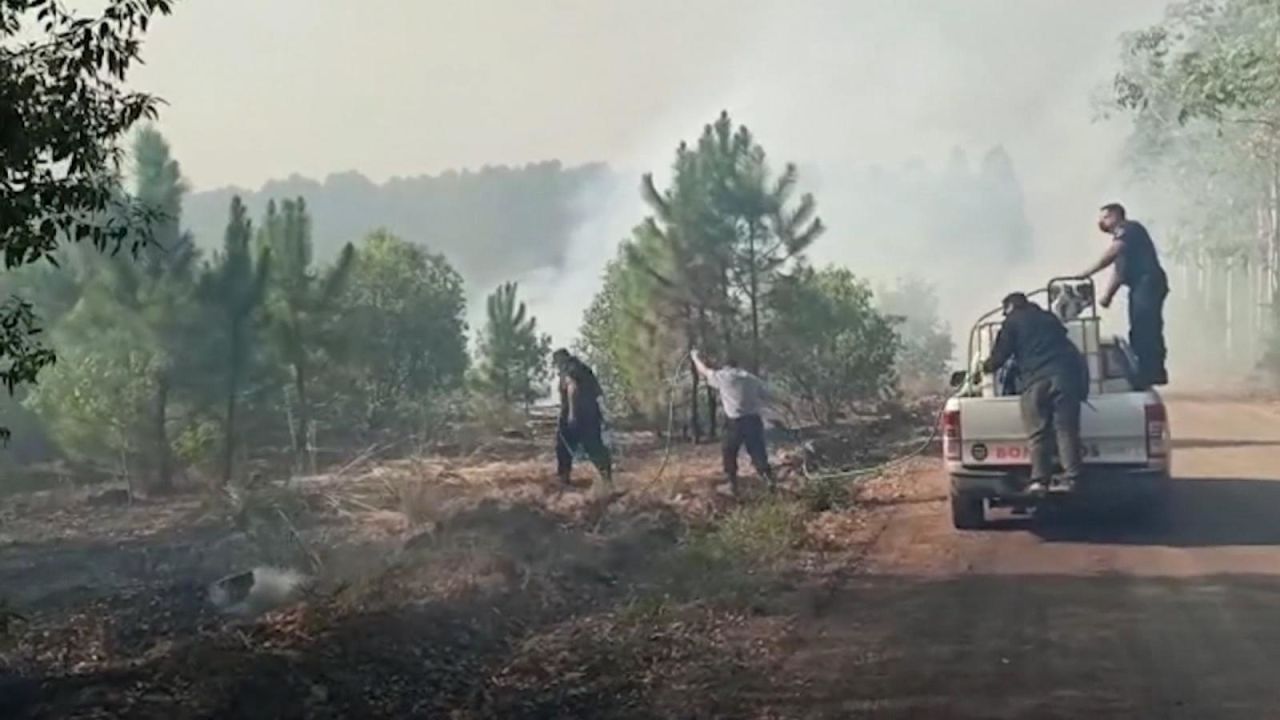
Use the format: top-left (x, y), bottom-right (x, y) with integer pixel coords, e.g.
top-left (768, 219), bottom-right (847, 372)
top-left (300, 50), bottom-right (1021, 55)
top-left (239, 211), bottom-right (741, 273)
top-left (943, 279), bottom-right (1172, 529)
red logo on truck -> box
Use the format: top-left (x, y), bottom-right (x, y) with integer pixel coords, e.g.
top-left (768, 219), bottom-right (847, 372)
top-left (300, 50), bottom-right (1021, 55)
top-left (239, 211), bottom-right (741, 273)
top-left (975, 443), bottom-right (1102, 462)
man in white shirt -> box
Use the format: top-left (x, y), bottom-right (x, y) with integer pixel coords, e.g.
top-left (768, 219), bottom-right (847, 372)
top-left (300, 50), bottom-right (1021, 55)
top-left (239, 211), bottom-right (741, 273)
top-left (690, 349), bottom-right (775, 494)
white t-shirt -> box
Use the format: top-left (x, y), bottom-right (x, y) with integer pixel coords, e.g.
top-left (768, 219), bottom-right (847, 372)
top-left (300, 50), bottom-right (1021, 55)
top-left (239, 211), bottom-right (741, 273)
top-left (706, 367), bottom-right (769, 419)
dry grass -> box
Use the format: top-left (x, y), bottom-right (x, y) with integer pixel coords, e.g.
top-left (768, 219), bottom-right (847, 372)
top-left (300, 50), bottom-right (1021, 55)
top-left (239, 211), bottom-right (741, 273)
top-left (1, 412), bottom-right (935, 719)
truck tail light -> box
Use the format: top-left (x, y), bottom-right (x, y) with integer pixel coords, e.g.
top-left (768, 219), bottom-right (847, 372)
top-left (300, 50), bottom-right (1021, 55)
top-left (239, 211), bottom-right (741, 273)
top-left (1145, 403), bottom-right (1168, 458)
top-left (943, 409), bottom-right (962, 461)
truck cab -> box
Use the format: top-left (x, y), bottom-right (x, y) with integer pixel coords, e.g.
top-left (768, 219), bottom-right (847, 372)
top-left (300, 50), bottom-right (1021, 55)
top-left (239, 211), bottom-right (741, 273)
top-left (943, 278), bottom-right (1172, 529)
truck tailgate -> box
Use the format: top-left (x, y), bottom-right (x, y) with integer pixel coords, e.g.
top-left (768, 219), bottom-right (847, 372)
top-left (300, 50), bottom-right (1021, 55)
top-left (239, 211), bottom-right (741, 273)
top-left (956, 394), bottom-right (1150, 466)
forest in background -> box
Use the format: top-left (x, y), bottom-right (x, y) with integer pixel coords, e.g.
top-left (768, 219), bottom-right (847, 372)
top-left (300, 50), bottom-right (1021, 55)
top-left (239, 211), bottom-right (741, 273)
top-left (12, 0), bottom-right (1280, 497)
top-left (184, 162), bottom-right (611, 294)
top-left (0, 112), bottom-right (959, 496)
top-left (1106, 0), bottom-right (1280, 380)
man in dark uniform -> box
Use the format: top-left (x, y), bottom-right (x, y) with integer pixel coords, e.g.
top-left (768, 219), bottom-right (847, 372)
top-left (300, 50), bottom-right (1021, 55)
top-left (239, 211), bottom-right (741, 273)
top-left (979, 293), bottom-right (1088, 495)
top-left (552, 349), bottom-right (613, 491)
top-left (1083, 202), bottom-right (1170, 388)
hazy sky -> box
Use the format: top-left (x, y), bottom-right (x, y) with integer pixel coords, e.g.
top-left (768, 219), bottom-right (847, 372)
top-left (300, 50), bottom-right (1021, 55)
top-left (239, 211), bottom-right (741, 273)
top-left (121, 0), bottom-right (1175, 344)
top-left (131, 0), bottom-right (1169, 191)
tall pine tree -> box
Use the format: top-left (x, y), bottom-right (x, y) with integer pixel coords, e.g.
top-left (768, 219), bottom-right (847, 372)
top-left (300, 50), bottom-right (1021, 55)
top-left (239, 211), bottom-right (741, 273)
top-left (475, 282), bottom-right (551, 408)
top-left (199, 196), bottom-right (270, 484)
top-left (28, 128), bottom-right (201, 492)
top-left (258, 197), bottom-right (354, 474)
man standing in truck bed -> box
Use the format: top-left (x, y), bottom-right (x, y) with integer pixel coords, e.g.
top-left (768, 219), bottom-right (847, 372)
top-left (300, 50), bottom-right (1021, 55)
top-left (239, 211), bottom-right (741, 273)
top-left (1083, 202), bottom-right (1170, 389)
top-left (980, 292), bottom-right (1088, 495)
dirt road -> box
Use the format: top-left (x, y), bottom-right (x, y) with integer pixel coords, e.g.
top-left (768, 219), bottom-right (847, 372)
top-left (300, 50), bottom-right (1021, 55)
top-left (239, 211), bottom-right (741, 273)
top-left (787, 399), bottom-right (1280, 719)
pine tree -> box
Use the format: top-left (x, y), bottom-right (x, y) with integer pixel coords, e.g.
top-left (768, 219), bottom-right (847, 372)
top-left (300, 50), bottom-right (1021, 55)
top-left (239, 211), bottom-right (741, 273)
top-left (30, 128), bottom-right (201, 492)
top-left (615, 111), bottom-right (823, 437)
top-left (258, 197), bottom-right (354, 474)
top-left (701, 112), bottom-right (824, 373)
top-left (199, 196), bottom-right (270, 484)
top-left (476, 282), bottom-right (551, 408)
top-left (119, 128), bottom-right (201, 492)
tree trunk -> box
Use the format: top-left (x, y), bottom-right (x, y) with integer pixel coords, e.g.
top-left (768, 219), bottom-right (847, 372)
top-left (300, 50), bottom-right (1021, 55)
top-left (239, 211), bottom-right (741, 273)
top-left (293, 360), bottom-right (313, 475)
top-left (748, 222), bottom-right (761, 374)
top-left (706, 385), bottom-right (717, 440)
top-left (1270, 161), bottom-right (1280, 302)
top-left (152, 372), bottom-right (172, 494)
top-left (688, 355), bottom-right (702, 442)
top-left (718, 267), bottom-right (735, 364)
top-left (694, 306), bottom-right (715, 440)
top-left (221, 322), bottom-right (242, 485)
top-left (1226, 256), bottom-right (1235, 362)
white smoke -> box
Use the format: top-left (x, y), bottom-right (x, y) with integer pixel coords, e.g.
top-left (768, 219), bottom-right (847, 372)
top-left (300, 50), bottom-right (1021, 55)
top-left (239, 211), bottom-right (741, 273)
top-left (208, 566), bottom-right (310, 618)
top-left (485, 1), bottom-right (1172, 355)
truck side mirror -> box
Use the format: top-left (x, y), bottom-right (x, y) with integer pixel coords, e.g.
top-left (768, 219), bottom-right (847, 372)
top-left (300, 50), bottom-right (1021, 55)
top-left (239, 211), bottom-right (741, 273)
top-left (949, 370), bottom-right (968, 389)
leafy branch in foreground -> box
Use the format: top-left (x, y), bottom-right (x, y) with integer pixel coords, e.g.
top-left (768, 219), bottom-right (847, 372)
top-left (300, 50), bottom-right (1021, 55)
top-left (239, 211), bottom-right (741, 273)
top-left (0, 0), bottom-right (174, 417)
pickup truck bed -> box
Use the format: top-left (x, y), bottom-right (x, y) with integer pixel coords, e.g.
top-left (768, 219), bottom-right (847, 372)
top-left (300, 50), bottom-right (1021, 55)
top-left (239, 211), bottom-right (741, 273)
top-left (943, 336), bottom-right (1172, 529)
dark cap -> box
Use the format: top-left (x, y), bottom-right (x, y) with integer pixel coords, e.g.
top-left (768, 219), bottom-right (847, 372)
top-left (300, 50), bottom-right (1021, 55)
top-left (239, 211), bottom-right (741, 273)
top-left (1001, 292), bottom-right (1029, 312)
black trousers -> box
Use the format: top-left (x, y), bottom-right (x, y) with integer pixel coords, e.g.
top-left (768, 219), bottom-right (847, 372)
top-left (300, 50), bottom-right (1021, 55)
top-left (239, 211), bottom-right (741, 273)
top-left (723, 414), bottom-right (772, 483)
top-left (1019, 373), bottom-right (1084, 483)
top-left (1128, 274), bottom-right (1169, 388)
top-left (556, 419), bottom-right (611, 481)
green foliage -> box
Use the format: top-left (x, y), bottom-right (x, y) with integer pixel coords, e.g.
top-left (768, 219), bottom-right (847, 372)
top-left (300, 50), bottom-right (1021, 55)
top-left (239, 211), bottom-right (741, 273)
top-left (25, 315), bottom-right (156, 472)
top-left (474, 282), bottom-right (551, 407)
top-left (257, 197), bottom-right (355, 473)
top-left (337, 229), bottom-right (469, 435)
top-left (581, 110), bottom-right (828, 435)
top-left (688, 498), bottom-right (805, 569)
top-left (878, 276), bottom-right (954, 392)
top-left (1107, 0), bottom-right (1280, 376)
top-left (766, 266), bottom-right (901, 425)
top-left (25, 128), bottom-right (206, 492)
top-left (632, 111), bottom-right (824, 373)
top-left (575, 254), bottom-right (638, 418)
top-left (1112, 0), bottom-right (1280, 125)
top-left (199, 196), bottom-right (271, 483)
top-left (1108, 0), bottom-right (1276, 247)
top-left (0, 0), bottom-right (171, 423)
top-left (0, 298), bottom-right (55, 397)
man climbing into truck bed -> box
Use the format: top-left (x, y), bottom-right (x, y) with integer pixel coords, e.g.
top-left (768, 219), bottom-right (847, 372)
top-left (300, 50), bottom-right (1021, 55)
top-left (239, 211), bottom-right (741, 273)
top-left (977, 292), bottom-right (1088, 495)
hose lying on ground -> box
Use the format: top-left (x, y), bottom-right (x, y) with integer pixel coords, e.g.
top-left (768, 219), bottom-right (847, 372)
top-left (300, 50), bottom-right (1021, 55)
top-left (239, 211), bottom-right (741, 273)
top-left (790, 389), bottom-right (963, 483)
top-left (568, 348), bottom-right (962, 490)
top-left (651, 352), bottom-right (964, 487)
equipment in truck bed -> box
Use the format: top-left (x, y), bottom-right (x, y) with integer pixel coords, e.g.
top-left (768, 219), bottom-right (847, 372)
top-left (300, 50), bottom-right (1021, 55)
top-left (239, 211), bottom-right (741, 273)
top-left (943, 277), bottom-right (1172, 529)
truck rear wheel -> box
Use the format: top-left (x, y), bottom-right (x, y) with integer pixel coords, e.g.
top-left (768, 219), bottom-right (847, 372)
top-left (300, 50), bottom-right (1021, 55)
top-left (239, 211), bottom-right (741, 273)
top-left (950, 490), bottom-right (986, 530)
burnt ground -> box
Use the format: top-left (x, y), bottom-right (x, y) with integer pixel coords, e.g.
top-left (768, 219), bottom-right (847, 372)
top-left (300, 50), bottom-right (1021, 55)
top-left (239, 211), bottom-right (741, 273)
top-left (5, 398), bottom-right (1280, 718)
top-left (0, 423), bottom-right (907, 720)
